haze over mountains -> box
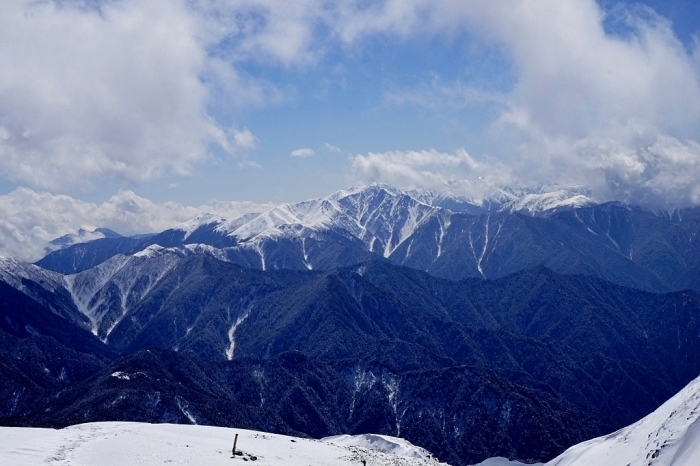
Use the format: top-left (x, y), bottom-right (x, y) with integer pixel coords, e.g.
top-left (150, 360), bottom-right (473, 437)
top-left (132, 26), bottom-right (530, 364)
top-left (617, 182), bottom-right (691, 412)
top-left (2, 183), bottom-right (700, 465)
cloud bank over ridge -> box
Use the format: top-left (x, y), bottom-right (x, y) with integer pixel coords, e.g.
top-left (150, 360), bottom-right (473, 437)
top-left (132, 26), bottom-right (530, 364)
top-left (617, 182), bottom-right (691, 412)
top-left (349, 1), bottom-right (700, 208)
top-left (0, 188), bottom-right (274, 262)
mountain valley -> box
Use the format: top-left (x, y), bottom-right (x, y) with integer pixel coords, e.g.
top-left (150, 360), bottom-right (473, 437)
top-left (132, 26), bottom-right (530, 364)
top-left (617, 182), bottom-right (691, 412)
top-left (2, 184), bottom-right (700, 465)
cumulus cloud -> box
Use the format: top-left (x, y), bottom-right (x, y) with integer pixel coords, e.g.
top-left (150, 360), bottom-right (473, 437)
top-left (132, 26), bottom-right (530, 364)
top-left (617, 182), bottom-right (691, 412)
top-left (351, 149), bottom-right (513, 189)
top-left (474, 0), bottom-right (700, 208)
top-left (0, 0), bottom-right (276, 191)
top-left (0, 188), bottom-right (275, 262)
top-left (290, 148), bottom-right (315, 158)
top-left (335, 0), bottom-right (700, 208)
top-left (0, 0), bottom-right (205, 188)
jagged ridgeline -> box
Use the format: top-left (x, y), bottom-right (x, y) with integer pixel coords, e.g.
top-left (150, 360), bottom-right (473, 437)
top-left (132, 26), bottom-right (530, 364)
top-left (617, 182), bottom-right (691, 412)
top-left (2, 184), bottom-right (700, 465)
top-left (37, 185), bottom-right (700, 293)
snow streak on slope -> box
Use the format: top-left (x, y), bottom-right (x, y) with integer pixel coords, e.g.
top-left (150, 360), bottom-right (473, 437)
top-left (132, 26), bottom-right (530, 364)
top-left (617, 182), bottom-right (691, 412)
top-left (66, 247), bottom-right (186, 339)
top-left (0, 422), bottom-right (450, 466)
top-left (544, 373), bottom-right (700, 466)
top-left (225, 290), bottom-right (256, 361)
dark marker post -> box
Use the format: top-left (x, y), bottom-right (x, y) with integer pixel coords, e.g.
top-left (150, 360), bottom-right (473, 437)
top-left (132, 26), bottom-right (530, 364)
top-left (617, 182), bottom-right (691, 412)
top-left (232, 433), bottom-right (238, 458)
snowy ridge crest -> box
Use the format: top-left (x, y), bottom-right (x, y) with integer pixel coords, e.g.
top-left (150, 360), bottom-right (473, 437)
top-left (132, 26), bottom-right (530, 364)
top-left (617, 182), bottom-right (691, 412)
top-left (210, 183), bottom-right (440, 258)
top-left (410, 182), bottom-right (595, 215)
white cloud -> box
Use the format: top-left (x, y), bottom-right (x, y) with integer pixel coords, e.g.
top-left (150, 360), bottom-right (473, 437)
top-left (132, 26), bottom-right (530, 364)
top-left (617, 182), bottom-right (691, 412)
top-left (0, 188), bottom-right (275, 262)
top-left (468, 0), bottom-right (700, 208)
top-left (337, 0), bottom-right (700, 208)
top-left (290, 148), bottom-right (315, 158)
top-left (0, 0), bottom-right (275, 191)
top-left (351, 149), bottom-right (512, 189)
top-left (325, 143), bottom-right (341, 153)
top-left (0, 0), bottom-right (211, 189)
top-left (238, 160), bottom-right (264, 169)
top-left (1, 0), bottom-right (699, 209)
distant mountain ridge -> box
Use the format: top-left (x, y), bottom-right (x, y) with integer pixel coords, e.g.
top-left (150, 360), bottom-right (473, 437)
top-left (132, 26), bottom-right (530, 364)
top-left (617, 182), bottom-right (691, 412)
top-left (408, 181), bottom-right (595, 215)
top-left (36, 184), bottom-right (700, 294)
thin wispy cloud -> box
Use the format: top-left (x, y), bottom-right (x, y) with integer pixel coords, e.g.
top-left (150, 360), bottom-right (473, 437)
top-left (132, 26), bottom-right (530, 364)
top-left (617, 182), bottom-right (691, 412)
top-left (325, 143), bottom-right (341, 153)
top-left (291, 148), bottom-right (315, 158)
top-left (383, 78), bottom-right (507, 109)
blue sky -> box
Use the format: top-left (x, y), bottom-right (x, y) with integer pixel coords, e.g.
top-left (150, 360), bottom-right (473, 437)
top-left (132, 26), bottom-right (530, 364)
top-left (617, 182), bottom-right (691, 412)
top-left (0, 0), bottom-right (699, 259)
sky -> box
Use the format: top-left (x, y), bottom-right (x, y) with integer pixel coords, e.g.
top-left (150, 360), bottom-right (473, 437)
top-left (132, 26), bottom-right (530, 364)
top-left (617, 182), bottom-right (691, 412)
top-left (1, 0), bottom-right (700, 259)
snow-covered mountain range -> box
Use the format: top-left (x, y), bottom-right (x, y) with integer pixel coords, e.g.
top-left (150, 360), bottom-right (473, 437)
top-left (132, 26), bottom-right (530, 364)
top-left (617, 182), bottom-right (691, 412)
top-left (34, 183), bottom-right (700, 293)
top-left (408, 181), bottom-right (595, 215)
top-left (3, 182), bottom-right (700, 465)
top-left (157, 183), bottom-right (596, 258)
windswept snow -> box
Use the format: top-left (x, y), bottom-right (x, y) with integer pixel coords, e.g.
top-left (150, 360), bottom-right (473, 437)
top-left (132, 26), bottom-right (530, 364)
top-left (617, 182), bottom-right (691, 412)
top-left (0, 422), bottom-right (450, 466)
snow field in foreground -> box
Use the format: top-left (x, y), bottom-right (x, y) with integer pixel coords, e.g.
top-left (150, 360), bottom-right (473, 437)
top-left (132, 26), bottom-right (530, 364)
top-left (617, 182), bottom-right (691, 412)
top-left (0, 421), bottom-right (449, 466)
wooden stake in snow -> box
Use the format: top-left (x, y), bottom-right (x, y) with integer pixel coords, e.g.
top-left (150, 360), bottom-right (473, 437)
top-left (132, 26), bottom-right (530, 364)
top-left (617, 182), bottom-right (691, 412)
top-left (232, 433), bottom-right (238, 457)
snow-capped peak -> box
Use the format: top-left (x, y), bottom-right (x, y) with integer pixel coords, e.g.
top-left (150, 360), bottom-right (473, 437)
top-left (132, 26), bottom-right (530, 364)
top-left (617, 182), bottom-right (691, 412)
top-left (44, 227), bottom-right (123, 254)
top-left (498, 188), bottom-right (596, 215)
top-left (211, 184), bottom-right (438, 257)
top-left (411, 182), bottom-right (596, 215)
top-left (173, 213), bottom-right (225, 240)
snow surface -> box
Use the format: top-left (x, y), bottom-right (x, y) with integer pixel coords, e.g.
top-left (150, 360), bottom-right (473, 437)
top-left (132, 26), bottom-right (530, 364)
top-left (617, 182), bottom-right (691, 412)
top-left (0, 422), bottom-right (449, 466)
top-left (469, 458), bottom-right (539, 466)
top-left (542, 372), bottom-right (700, 466)
top-left (0, 256), bottom-right (65, 293)
top-left (498, 191), bottom-right (595, 215)
top-left (323, 433), bottom-right (435, 460)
